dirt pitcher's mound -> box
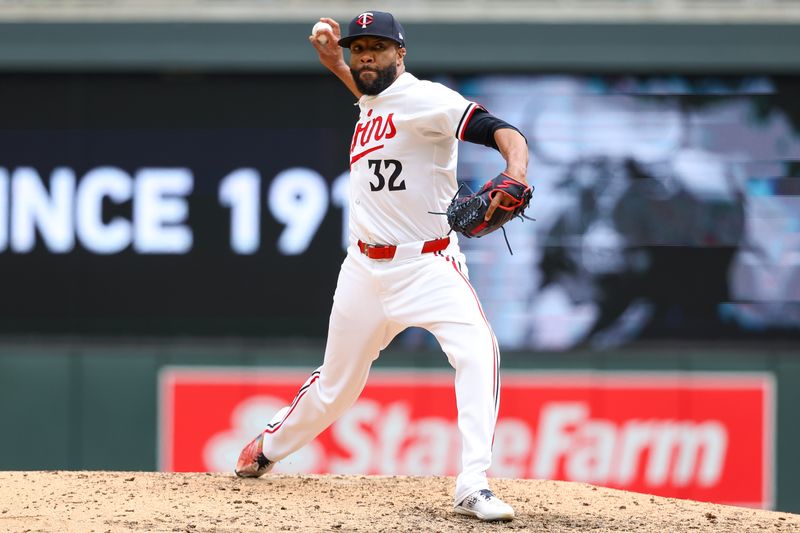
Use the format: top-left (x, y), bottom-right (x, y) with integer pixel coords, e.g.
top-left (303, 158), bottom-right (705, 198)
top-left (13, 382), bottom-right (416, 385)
top-left (1, 472), bottom-right (798, 533)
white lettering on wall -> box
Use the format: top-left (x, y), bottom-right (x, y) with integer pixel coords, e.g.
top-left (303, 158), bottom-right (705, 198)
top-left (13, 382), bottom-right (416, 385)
top-left (533, 402), bottom-right (585, 479)
top-left (491, 419), bottom-right (533, 478)
top-left (644, 421), bottom-right (727, 487)
top-left (219, 168), bottom-right (261, 255)
top-left (268, 168), bottom-right (329, 255)
top-left (133, 168), bottom-right (193, 254)
top-left (0, 168), bottom-right (7, 251)
top-left (529, 402), bottom-right (728, 487)
top-left (11, 167), bottom-right (75, 253)
top-left (329, 400), bottom-right (380, 474)
top-left (0, 165), bottom-right (348, 256)
top-left (76, 166), bottom-right (133, 254)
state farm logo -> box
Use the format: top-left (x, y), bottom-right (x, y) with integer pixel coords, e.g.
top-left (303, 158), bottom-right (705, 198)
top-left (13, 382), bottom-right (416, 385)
top-left (159, 370), bottom-right (774, 508)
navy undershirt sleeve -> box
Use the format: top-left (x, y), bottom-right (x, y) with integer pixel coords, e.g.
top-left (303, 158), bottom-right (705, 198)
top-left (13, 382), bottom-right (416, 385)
top-left (461, 108), bottom-right (526, 150)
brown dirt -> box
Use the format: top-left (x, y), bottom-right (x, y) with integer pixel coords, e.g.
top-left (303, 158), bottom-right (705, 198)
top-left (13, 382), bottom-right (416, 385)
top-left (0, 471), bottom-right (798, 532)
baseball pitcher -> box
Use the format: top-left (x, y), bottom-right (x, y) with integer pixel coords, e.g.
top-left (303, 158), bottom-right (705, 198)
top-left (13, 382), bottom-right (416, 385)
top-left (235, 10), bottom-right (531, 522)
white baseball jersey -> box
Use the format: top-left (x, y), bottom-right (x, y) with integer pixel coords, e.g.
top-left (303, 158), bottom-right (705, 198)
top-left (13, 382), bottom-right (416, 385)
top-left (348, 72), bottom-right (483, 245)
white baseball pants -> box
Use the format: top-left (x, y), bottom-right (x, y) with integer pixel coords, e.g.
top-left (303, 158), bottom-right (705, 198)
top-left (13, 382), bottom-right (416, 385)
top-left (259, 242), bottom-right (501, 505)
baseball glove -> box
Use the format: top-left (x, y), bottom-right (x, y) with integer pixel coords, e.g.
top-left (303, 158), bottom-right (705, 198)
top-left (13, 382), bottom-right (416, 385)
top-left (446, 173), bottom-right (533, 239)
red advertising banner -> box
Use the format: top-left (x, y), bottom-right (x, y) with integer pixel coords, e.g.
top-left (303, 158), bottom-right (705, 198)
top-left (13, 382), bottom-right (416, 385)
top-left (159, 369), bottom-right (774, 508)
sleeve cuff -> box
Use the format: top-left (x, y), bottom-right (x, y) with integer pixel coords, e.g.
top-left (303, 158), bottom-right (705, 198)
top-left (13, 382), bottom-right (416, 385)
top-left (456, 102), bottom-right (485, 140)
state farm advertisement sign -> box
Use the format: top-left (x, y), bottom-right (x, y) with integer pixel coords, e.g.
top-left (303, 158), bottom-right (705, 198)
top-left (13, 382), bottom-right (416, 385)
top-left (159, 369), bottom-right (774, 508)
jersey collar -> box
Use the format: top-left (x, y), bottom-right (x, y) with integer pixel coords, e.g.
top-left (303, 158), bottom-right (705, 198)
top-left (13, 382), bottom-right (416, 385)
top-left (359, 72), bottom-right (417, 104)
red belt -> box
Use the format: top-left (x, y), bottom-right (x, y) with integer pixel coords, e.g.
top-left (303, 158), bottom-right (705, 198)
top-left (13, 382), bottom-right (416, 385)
top-left (357, 236), bottom-right (450, 260)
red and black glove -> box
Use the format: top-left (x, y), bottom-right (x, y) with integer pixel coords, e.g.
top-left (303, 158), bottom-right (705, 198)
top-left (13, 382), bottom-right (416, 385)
top-left (446, 173), bottom-right (533, 238)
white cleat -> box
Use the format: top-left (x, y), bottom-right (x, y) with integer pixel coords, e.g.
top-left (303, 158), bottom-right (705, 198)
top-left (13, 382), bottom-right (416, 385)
top-left (454, 489), bottom-right (515, 521)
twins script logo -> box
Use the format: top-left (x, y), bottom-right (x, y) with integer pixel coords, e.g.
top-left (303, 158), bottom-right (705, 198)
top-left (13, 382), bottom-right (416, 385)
top-left (350, 109), bottom-right (396, 165)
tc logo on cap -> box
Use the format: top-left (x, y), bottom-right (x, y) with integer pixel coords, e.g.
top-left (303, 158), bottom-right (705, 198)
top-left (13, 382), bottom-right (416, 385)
top-left (357, 12), bottom-right (374, 28)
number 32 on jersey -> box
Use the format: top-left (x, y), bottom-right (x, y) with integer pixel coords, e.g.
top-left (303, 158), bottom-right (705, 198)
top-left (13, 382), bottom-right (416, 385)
top-left (368, 159), bottom-right (405, 192)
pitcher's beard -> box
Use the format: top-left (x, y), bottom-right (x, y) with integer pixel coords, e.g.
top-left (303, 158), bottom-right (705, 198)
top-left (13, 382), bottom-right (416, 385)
top-left (352, 64), bottom-right (398, 95)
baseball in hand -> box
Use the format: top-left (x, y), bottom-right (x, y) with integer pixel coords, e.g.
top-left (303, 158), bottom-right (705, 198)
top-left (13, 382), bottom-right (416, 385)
top-left (312, 21), bottom-right (332, 45)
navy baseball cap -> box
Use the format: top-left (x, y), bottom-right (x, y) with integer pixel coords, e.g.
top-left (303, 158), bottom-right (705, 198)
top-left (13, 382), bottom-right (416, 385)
top-left (338, 11), bottom-right (405, 48)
